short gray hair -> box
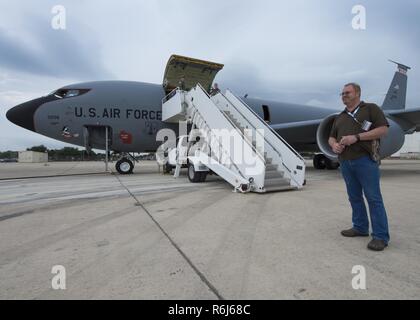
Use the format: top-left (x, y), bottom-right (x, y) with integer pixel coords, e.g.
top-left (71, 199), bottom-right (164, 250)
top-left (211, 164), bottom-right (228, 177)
top-left (344, 82), bottom-right (361, 97)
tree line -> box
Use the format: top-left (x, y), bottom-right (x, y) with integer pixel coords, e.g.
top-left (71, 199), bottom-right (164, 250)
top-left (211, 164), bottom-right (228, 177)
top-left (0, 145), bottom-right (105, 161)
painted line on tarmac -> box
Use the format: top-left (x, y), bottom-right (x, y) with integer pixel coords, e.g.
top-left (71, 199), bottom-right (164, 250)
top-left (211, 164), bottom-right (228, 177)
top-left (0, 172), bottom-right (107, 181)
top-left (112, 171), bottom-right (225, 300)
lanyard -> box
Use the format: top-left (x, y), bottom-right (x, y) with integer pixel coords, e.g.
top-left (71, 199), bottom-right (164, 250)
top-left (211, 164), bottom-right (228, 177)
top-left (346, 106), bottom-right (360, 118)
top-left (345, 104), bottom-right (362, 125)
top-left (344, 103), bottom-right (372, 131)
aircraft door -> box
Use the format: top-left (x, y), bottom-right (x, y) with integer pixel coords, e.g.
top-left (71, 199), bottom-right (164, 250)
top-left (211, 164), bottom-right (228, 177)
top-left (162, 55), bottom-right (224, 94)
top-left (262, 105), bottom-right (271, 123)
top-left (83, 125), bottom-right (112, 152)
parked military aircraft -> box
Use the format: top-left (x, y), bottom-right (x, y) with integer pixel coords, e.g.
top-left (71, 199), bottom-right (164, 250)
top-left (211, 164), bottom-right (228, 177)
top-left (6, 55), bottom-right (420, 173)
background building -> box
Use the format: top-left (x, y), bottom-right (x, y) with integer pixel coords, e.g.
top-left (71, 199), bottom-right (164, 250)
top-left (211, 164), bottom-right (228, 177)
top-left (392, 133), bottom-right (420, 159)
top-left (18, 151), bottom-right (48, 163)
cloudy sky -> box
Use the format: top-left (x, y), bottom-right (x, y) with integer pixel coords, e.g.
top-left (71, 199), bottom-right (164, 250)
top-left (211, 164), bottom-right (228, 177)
top-left (1, 0), bottom-right (419, 151)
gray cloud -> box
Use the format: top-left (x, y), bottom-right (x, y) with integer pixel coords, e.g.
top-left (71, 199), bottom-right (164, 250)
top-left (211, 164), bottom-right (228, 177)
top-left (0, 7), bottom-right (112, 80)
top-left (0, 29), bottom-right (50, 76)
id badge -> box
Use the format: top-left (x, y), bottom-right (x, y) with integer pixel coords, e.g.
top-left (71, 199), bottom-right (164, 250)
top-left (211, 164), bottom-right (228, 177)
top-left (361, 120), bottom-right (372, 131)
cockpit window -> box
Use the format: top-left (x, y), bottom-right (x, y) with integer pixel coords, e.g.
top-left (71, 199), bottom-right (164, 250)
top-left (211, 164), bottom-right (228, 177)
top-left (50, 88), bottom-right (90, 99)
top-left (65, 89), bottom-right (80, 98)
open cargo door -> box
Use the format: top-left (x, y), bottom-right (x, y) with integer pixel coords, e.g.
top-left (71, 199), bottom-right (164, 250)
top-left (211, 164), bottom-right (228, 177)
top-left (162, 54), bottom-right (224, 94)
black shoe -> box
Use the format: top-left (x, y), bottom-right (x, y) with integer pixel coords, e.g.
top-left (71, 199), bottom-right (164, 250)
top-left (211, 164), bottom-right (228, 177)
top-left (341, 228), bottom-right (369, 237)
top-left (367, 239), bottom-right (388, 251)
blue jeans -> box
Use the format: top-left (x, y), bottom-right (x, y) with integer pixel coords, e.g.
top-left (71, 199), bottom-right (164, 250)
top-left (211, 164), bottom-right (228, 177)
top-left (339, 156), bottom-right (390, 244)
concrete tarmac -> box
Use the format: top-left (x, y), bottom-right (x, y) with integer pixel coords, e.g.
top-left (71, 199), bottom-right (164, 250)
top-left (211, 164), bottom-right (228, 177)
top-left (0, 160), bottom-right (419, 299)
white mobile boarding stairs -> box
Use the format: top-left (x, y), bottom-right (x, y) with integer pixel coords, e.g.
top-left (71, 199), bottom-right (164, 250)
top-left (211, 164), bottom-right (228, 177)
top-left (162, 84), bottom-right (305, 193)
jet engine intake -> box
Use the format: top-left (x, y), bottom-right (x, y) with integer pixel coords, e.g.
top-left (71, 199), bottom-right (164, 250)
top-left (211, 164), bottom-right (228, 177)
top-left (316, 113), bottom-right (405, 160)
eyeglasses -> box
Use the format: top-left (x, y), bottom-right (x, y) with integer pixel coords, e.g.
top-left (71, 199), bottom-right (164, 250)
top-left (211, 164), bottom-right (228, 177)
top-left (340, 91), bottom-right (352, 96)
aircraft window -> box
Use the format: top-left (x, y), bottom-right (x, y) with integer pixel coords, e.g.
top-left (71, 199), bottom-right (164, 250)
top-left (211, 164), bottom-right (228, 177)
top-left (52, 88), bottom-right (90, 99)
top-left (65, 90), bottom-right (80, 98)
top-left (53, 89), bottom-right (67, 98)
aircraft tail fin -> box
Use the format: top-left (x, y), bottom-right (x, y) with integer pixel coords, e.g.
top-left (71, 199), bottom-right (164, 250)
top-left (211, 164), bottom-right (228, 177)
top-left (382, 60), bottom-right (411, 110)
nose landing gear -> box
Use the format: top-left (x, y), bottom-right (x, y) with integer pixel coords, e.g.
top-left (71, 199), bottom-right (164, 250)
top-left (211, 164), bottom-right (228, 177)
top-left (115, 153), bottom-right (137, 174)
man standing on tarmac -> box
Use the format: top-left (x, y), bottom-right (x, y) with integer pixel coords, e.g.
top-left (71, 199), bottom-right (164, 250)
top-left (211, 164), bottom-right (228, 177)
top-left (329, 83), bottom-right (390, 251)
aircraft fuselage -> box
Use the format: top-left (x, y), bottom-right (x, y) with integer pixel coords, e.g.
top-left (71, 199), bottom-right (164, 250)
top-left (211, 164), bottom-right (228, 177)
top-left (5, 80), bottom-right (347, 153)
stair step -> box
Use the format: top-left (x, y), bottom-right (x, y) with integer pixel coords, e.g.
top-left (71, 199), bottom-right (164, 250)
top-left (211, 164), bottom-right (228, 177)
top-left (264, 178), bottom-right (292, 191)
top-left (265, 170), bottom-right (283, 179)
top-left (264, 177), bottom-right (290, 187)
top-left (265, 157), bottom-right (273, 164)
top-left (265, 164), bottom-right (278, 171)
top-left (264, 184), bottom-right (295, 192)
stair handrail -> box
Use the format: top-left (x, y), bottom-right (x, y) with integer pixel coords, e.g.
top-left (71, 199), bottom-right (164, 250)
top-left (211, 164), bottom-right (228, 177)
top-left (188, 106), bottom-right (248, 181)
top-left (225, 91), bottom-right (305, 162)
top-left (194, 83), bottom-right (266, 165)
top-left (221, 90), bottom-right (305, 187)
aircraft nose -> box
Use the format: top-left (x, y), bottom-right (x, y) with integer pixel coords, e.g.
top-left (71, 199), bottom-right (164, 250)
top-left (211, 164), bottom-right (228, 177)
top-left (6, 96), bottom-right (56, 132)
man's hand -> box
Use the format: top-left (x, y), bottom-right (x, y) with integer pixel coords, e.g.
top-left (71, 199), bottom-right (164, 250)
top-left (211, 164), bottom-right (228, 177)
top-left (340, 135), bottom-right (358, 146)
top-left (332, 142), bottom-right (345, 154)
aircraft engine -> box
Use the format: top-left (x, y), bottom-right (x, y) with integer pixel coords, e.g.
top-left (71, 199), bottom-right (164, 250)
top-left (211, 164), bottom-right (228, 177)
top-left (316, 113), bottom-right (406, 160)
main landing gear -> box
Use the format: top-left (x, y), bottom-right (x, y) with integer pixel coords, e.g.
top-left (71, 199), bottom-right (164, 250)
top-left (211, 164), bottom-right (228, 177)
top-left (313, 154), bottom-right (340, 170)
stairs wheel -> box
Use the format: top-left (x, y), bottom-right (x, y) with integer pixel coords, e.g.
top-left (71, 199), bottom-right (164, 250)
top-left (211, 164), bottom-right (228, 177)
top-left (187, 163), bottom-right (201, 183)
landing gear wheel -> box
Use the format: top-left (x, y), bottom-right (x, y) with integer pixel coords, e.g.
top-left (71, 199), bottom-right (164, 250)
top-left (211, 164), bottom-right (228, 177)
top-left (116, 158), bottom-right (134, 174)
top-left (187, 163), bottom-right (202, 183)
top-left (325, 158), bottom-right (340, 170)
top-left (313, 154), bottom-right (327, 170)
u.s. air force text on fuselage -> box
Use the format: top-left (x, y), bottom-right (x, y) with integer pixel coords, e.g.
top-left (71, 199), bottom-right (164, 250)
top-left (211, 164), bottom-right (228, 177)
top-left (74, 107), bottom-right (162, 121)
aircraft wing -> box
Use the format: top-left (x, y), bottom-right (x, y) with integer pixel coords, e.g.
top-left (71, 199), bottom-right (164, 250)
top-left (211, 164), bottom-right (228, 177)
top-left (268, 106), bottom-right (420, 146)
top-left (387, 107), bottom-right (420, 131)
top-left (270, 118), bottom-right (323, 146)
